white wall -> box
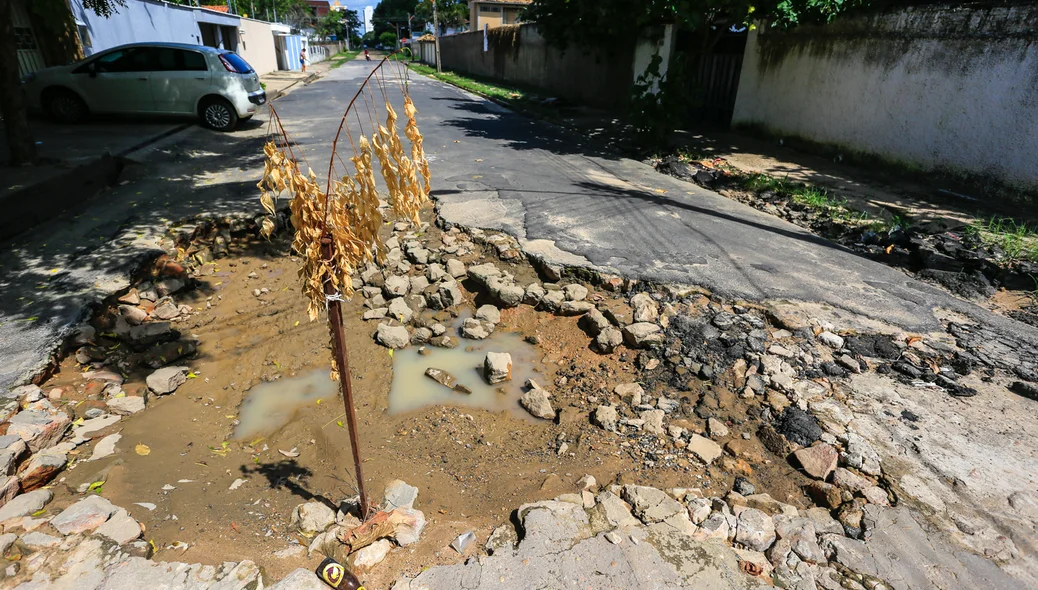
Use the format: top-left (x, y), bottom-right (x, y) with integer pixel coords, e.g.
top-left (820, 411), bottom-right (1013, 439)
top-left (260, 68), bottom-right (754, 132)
top-left (632, 24), bottom-right (674, 92)
top-left (71, 0), bottom-right (241, 56)
top-left (239, 18), bottom-right (278, 75)
top-left (732, 3), bottom-right (1038, 191)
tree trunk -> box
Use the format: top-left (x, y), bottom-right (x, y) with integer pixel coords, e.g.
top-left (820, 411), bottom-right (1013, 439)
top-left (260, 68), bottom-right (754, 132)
top-left (0, 0), bottom-right (37, 165)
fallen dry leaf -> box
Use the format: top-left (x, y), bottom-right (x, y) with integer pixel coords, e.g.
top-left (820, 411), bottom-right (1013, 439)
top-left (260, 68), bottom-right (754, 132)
top-left (135, 444), bottom-right (151, 456)
top-left (279, 447), bottom-right (300, 458)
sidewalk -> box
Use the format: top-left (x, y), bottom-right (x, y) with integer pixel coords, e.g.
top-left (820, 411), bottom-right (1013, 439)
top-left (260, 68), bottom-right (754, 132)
top-left (260, 70), bottom-right (318, 100)
top-left (260, 56), bottom-right (342, 100)
top-left (0, 117), bottom-right (190, 242)
top-left (669, 128), bottom-right (1003, 231)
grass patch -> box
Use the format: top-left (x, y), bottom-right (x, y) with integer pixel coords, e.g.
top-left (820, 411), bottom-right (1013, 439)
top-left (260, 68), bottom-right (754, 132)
top-left (405, 62), bottom-right (561, 120)
top-left (408, 62), bottom-right (524, 102)
top-left (965, 216), bottom-right (1038, 262)
top-left (791, 185), bottom-right (846, 210)
top-left (329, 50), bottom-right (361, 68)
top-left (737, 173), bottom-right (845, 210)
top-left (735, 172), bottom-right (894, 226)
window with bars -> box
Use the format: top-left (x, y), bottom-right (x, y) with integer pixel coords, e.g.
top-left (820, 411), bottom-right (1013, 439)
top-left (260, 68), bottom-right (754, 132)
top-left (15, 27), bottom-right (38, 51)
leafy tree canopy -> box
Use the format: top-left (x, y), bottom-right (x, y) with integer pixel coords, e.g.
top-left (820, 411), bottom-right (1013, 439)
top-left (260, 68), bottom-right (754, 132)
top-left (525, 0), bottom-right (870, 50)
top-left (82, 0), bottom-right (126, 18)
top-left (414, 0), bottom-right (469, 33)
top-left (372, 0), bottom-right (418, 38)
top-left (314, 9), bottom-right (362, 40)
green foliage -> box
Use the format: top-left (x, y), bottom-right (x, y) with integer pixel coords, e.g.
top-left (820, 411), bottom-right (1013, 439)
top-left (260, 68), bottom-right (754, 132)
top-left (414, 0), bottom-right (469, 33)
top-left (372, 0), bottom-right (418, 37)
top-left (525, 0), bottom-right (872, 51)
top-left (629, 53), bottom-right (688, 147)
top-left (738, 172), bottom-right (852, 218)
top-left (967, 216), bottom-right (1038, 262)
top-left (314, 9), bottom-right (361, 40)
top-left (82, 0), bottom-right (126, 18)
top-left (407, 62), bottom-right (565, 121)
top-left (379, 31), bottom-right (399, 47)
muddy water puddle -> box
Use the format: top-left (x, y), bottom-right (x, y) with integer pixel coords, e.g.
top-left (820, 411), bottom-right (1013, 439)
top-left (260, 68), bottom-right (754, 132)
top-left (233, 368), bottom-right (337, 439)
top-left (389, 320), bottom-right (541, 416)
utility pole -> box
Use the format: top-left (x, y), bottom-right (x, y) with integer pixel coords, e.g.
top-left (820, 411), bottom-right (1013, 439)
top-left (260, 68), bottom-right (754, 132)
top-left (432, 0), bottom-right (442, 72)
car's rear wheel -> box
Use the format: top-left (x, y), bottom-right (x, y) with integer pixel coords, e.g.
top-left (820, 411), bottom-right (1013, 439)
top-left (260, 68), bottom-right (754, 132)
top-left (44, 89), bottom-right (88, 123)
top-left (200, 97), bottom-right (238, 132)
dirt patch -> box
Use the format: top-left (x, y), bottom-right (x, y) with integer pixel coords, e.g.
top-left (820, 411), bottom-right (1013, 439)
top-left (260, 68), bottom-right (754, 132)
top-left (33, 195), bottom-right (1038, 588)
top-left (36, 206), bottom-right (816, 589)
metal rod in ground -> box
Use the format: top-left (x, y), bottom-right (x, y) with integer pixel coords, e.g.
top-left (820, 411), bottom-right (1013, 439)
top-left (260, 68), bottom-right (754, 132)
top-left (322, 239), bottom-right (370, 517)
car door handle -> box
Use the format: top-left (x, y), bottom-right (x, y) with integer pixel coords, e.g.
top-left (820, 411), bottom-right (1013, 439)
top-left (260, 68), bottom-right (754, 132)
top-left (137, 77), bottom-right (148, 81)
top-left (195, 77), bottom-right (206, 80)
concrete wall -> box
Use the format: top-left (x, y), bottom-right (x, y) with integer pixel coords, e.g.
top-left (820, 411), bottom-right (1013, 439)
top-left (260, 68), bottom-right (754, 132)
top-left (417, 40), bottom-right (437, 66)
top-left (438, 24), bottom-right (635, 109)
top-left (70, 0), bottom-right (241, 56)
top-left (238, 18), bottom-right (278, 75)
top-left (732, 2), bottom-right (1038, 190)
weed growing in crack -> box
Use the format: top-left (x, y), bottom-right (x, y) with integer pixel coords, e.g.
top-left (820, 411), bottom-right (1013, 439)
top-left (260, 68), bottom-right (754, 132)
top-left (967, 216), bottom-right (1038, 262)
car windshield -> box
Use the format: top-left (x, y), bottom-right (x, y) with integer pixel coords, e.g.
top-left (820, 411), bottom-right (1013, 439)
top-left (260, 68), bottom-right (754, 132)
top-left (221, 53), bottom-right (254, 74)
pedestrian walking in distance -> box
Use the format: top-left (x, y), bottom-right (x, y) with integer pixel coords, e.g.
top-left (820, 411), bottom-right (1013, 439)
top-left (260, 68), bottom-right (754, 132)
top-left (300, 47), bottom-right (307, 72)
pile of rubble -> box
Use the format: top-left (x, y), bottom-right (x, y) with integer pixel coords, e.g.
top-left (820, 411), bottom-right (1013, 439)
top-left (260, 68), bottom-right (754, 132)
top-left (0, 483), bottom-right (276, 588)
top-left (396, 476), bottom-right (1005, 589)
top-left (288, 479), bottom-right (426, 577)
top-left (355, 222), bottom-right (605, 352)
top-left (0, 254), bottom-right (230, 584)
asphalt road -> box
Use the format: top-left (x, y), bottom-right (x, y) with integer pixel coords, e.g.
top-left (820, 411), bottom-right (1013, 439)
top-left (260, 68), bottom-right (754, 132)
top-left (274, 61), bottom-right (1038, 341)
top-left (3, 58), bottom-right (1036, 392)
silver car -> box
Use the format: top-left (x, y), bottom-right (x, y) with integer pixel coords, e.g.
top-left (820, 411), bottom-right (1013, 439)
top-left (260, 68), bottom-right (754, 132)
top-left (22, 42), bottom-right (266, 131)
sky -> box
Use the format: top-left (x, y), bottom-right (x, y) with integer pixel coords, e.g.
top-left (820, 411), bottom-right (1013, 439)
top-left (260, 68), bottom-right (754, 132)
top-left (329, 0), bottom-right (376, 33)
top-left (329, 0), bottom-right (376, 12)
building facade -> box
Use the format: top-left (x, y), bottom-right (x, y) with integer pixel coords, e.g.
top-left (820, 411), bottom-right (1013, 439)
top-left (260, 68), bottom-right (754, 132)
top-left (69, 0), bottom-right (241, 56)
top-left (468, 0), bottom-right (529, 31)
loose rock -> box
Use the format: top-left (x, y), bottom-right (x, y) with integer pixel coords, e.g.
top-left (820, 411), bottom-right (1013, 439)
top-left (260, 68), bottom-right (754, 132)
top-left (376, 324), bottom-right (410, 349)
top-left (593, 405), bottom-right (618, 432)
top-left (146, 366), bottom-right (189, 395)
top-left (484, 352), bottom-right (512, 384)
top-left (291, 502), bottom-right (336, 535)
top-left (353, 538), bottom-right (392, 569)
top-left (475, 304), bottom-right (501, 325)
top-left (623, 323), bottom-right (663, 348)
top-left (0, 489), bottom-right (51, 521)
top-left (520, 381), bottom-right (555, 420)
top-left (51, 494), bottom-right (117, 535)
top-left (793, 444), bottom-right (839, 480)
top-left (687, 434), bottom-right (723, 464)
top-left (107, 396), bottom-right (146, 415)
top-left (735, 508), bottom-right (777, 552)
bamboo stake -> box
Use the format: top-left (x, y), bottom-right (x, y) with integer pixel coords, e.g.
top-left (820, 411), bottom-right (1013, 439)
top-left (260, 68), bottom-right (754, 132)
top-left (322, 237), bottom-right (369, 516)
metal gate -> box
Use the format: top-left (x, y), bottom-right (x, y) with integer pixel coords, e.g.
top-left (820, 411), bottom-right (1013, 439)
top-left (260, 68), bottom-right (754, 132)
top-left (687, 53), bottom-right (743, 124)
top-left (673, 29), bottom-right (747, 127)
top-left (13, 2), bottom-right (44, 80)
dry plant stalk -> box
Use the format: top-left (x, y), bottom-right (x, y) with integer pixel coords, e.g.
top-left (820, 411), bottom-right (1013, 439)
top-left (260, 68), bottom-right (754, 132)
top-left (257, 84), bottom-right (429, 321)
top-left (255, 51), bottom-right (429, 516)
